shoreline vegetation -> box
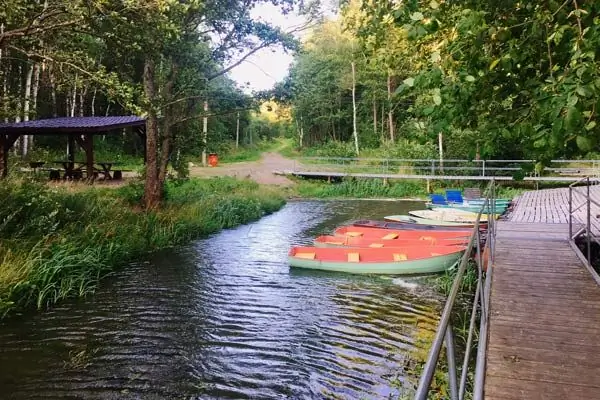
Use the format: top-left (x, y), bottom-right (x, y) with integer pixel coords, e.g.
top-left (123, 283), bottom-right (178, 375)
top-left (0, 177), bottom-right (285, 318)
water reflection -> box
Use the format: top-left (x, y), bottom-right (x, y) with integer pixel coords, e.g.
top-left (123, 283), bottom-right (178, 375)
top-left (0, 200), bottom-right (439, 399)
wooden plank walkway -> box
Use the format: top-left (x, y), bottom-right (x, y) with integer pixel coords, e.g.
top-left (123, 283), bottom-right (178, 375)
top-left (485, 190), bottom-right (600, 399)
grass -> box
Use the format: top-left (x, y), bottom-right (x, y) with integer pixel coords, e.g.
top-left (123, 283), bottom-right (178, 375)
top-left (291, 178), bottom-right (428, 199)
top-left (0, 177), bottom-right (285, 318)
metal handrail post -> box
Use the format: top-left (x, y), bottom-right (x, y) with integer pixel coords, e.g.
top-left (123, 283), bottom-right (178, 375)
top-left (446, 324), bottom-right (459, 400)
top-left (587, 177), bottom-right (591, 263)
top-left (482, 160), bottom-right (486, 177)
top-left (569, 185), bottom-right (573, 239)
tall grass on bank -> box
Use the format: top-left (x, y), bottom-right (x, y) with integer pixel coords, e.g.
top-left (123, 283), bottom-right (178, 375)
top-left (0, 178), bottom-right (285, 317)
top-left (294, 178), bottom-right (427, 199)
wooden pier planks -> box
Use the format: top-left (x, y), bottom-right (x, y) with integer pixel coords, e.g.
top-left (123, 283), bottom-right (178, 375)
top-left (485, 220), bottom-right (600, 399)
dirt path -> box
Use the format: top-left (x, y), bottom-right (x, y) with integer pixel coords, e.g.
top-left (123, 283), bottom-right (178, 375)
top-left (189, 152), bottom-right (298, 186)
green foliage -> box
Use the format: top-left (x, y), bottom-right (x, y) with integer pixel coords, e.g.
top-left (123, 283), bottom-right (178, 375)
top-left (294, 178), bottom-right (426, 198)
top-left (0, 178), bottom-right (285, 317)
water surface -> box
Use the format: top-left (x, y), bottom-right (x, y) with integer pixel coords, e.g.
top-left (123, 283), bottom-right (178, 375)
top-left (0, 200), bottom-right (440, 399)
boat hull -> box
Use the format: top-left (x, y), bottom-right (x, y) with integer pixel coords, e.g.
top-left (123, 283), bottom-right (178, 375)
top-left (314, 235), bottom-right (468, 248)
top-left (409, 209), bottom-right (491, 223)
top-left (334, 226), bottom-right (471, 239)
top-left (288, 246), bottom-right (465, 275)
top-left (384, 215), bottom-right (484, 228)
top-left (426, 203), bottom-right (506, 214)
top-left (351, 219), bottom-right (476, 232)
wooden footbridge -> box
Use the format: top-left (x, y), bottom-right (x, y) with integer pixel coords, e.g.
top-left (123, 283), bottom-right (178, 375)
top-left (415, 180), bottom-right (600, 400)
top-left (486, 186), bottom-right (600, 399)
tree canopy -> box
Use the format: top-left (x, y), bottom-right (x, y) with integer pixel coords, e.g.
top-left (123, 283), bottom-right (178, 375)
top-left (274, 0), bottom-right (600, 162)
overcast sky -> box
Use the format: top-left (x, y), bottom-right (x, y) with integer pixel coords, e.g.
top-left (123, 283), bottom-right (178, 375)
top-left (227, 4), bottom-right (311, 93)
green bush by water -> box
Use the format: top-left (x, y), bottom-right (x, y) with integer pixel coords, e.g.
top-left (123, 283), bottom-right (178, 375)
top-left (0, 177), bottom-right (285, 317)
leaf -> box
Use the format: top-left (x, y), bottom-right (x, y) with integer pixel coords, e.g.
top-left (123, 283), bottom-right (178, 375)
top-left (565, 106), bottom-right (582, 130)
top-left (433, 94), bottom-right (442, 105)
top-left (585, 121), bottom-right (597, 131)
top-left (489, 59), bottom-right (501, 71)
top-left (576, 135), bottom-right (592, 151)
top-left (423, 106), bottom-right (435, 116)
top-left (430, 51), bottom-right (441, 62)
top-left (403, 77), bottom-right (415, 87)
top-left (430, 0), bottom-right (439, 9)
top-left (465, 75), bottom-right (475, 82)
top-left (576, 86), bottom-right (591, 97)
top-left (567, 95), bottom-right (578, 107)
top-left (410, 12), bottom-right (424, 21)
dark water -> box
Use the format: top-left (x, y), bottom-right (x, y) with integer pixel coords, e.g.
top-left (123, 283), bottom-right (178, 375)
top-left (0, 200), bottom-right (441, 400)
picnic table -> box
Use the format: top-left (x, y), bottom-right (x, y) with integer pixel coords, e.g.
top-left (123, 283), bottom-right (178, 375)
top-left (52, 161), bottom-right (121, 180)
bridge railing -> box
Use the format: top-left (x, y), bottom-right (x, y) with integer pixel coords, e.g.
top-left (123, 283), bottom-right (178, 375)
top-left (414, 180), bottom-right (497, 400)
top-left (568, 177), bottom-right (600, 285)
top-left (293, 157), bottom-right (600, 179)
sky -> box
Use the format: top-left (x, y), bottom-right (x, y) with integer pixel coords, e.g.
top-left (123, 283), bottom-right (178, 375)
top-left (227, 4), bottom-right (311, 93)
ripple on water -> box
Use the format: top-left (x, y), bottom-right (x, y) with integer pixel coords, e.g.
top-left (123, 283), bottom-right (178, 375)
top-left (0, 200), bottom-right (439, 399)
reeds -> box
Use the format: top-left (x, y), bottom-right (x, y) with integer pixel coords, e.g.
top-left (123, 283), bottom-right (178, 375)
top-left (0, 177), bottom-right (285, 317)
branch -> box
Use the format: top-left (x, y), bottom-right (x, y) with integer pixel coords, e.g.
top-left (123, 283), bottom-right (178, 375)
top-left (170, 107), bottom-right (255, 127)
top-left (207, 41), bottom-right (274, 80)
top-left (0, 18), bottom-right (81, 45)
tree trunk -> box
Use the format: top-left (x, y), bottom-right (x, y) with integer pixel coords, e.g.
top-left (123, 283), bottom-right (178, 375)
top-left (49, 64), bottom-right (57, 117)
top-left (70, 75), bottom-right (77, 117)
top-left (387, 70), bottom-right (395, 143)
top-left (3, 63), bottom-right (9, 123)
top-left (351, 61), bottom-right (359, 156)
top-left (143, 58), bottom-right (161, 210)
top-left (299, 114), bottom-right (304, 148)
top-left (22, 61), bottom-right (34, 156)
top-left (79, 85), bottom-right (87, 117)
top-left (381, 103), bottom-right (384, 140)
top-left (235, 111), bottom-right (240, 149)
top-left (202, 100), bottom-right (208, 166)
top-left (91, 88), bottom-right (97, 116)
top-left (373, 97), bottom-right (377, 137)
top-left (157, 63), bottom-right (177, 185)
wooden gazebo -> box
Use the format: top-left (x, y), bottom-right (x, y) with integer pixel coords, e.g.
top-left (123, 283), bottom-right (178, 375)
top-left (0, 116), bottom-right (146, 178)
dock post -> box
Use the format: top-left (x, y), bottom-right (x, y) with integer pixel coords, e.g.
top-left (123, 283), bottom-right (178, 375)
top-left (426, 178), bottom-right (431, 193)
top-left (383, 177), bottom-right (388, 186)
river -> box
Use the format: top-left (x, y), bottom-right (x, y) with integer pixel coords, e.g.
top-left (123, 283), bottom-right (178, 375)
top-left (0, 200), bottom-right (441, 400)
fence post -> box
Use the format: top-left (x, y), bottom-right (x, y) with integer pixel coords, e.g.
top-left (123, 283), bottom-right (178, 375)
top-left (431, 160), bottom-right (435, 176)
top-left (482, 160), bottom-right (486, 177)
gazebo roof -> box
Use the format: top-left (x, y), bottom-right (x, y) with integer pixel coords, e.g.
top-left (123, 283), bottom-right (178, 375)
top-left (0, 116), bottom-right (146, 134)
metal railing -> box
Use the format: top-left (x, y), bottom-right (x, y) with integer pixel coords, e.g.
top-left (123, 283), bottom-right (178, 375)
top-left (292, 157), bottom-right (600, 181)
top-left (568, 177), bottom-right (600, 285)
top-left (414, 180), bottom-right (497, 400)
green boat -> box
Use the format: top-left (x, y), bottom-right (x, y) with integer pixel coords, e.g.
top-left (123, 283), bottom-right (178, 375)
top-left (385, 214), bottom-right (482, 227)
top-left (288, 246), bottom-right (465, 275)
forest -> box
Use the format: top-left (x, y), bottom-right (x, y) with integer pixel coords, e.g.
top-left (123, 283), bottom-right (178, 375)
top-left (274, 0), bottom-right (600, 163)
top-left (2, 0), bottom-right (600, 205)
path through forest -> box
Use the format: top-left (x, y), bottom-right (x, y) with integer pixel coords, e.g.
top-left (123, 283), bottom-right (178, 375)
top-left (189, 152), bottom-right (299, 186)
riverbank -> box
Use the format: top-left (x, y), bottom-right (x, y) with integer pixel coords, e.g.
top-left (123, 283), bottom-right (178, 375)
top-left (0, 177), bottom-right (285, 317)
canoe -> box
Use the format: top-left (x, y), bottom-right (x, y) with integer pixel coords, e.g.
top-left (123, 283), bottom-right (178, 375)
top-left (409, 209), bottom-right (491, 223)
top-left (426, 203), bottom-right (506, 215)
top-left (334, 226), bottom-right (471, 240)
top-left (384, 214), bottom-right (484, 228)
top-left (314, 235), bottom-right (468, 248)
top-left (351, 219), bottom-right (476, 232)
top-left (463, 198), bottom-right (512, 206)
top-left (288, 246), bottom-right (466, 274)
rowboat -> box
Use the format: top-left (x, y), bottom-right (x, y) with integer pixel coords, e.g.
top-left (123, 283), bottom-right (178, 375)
top-left (288, 246), bottom-right (466, 274)
top-left (426, 203), bottom-right (507, 215)
top-left (351, 219), bottom-right (476, 232)
top-left (462, 198), bottom-right (511, 206)
top-left (314, 235), bottom-right (468, 248)
top-left (409, 209), bottom-right (491, 223)
top-left (333, 226), bottom-right (471, 240)
top-left (384, 214), bottom-right (484, 228)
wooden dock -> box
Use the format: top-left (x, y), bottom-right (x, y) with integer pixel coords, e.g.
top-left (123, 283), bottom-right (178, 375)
top-left (485, 189), bottom-right (600, 399)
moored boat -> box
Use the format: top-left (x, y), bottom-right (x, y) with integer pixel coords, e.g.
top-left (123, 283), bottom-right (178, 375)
top-left (288, 246), bottom-right (466, 274)
top-left (314, 234), bottom-right (468, 248)
top-left (333, 226), bottom-right (471, 240)
top-left (384, 214), bottom-right (484, 228)
top-left (426, 203), bottom-right (506, 215)
top-left (408, 209), bottom-right (491, 223)
top-left (351, 219), bottom-right (476, 232)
